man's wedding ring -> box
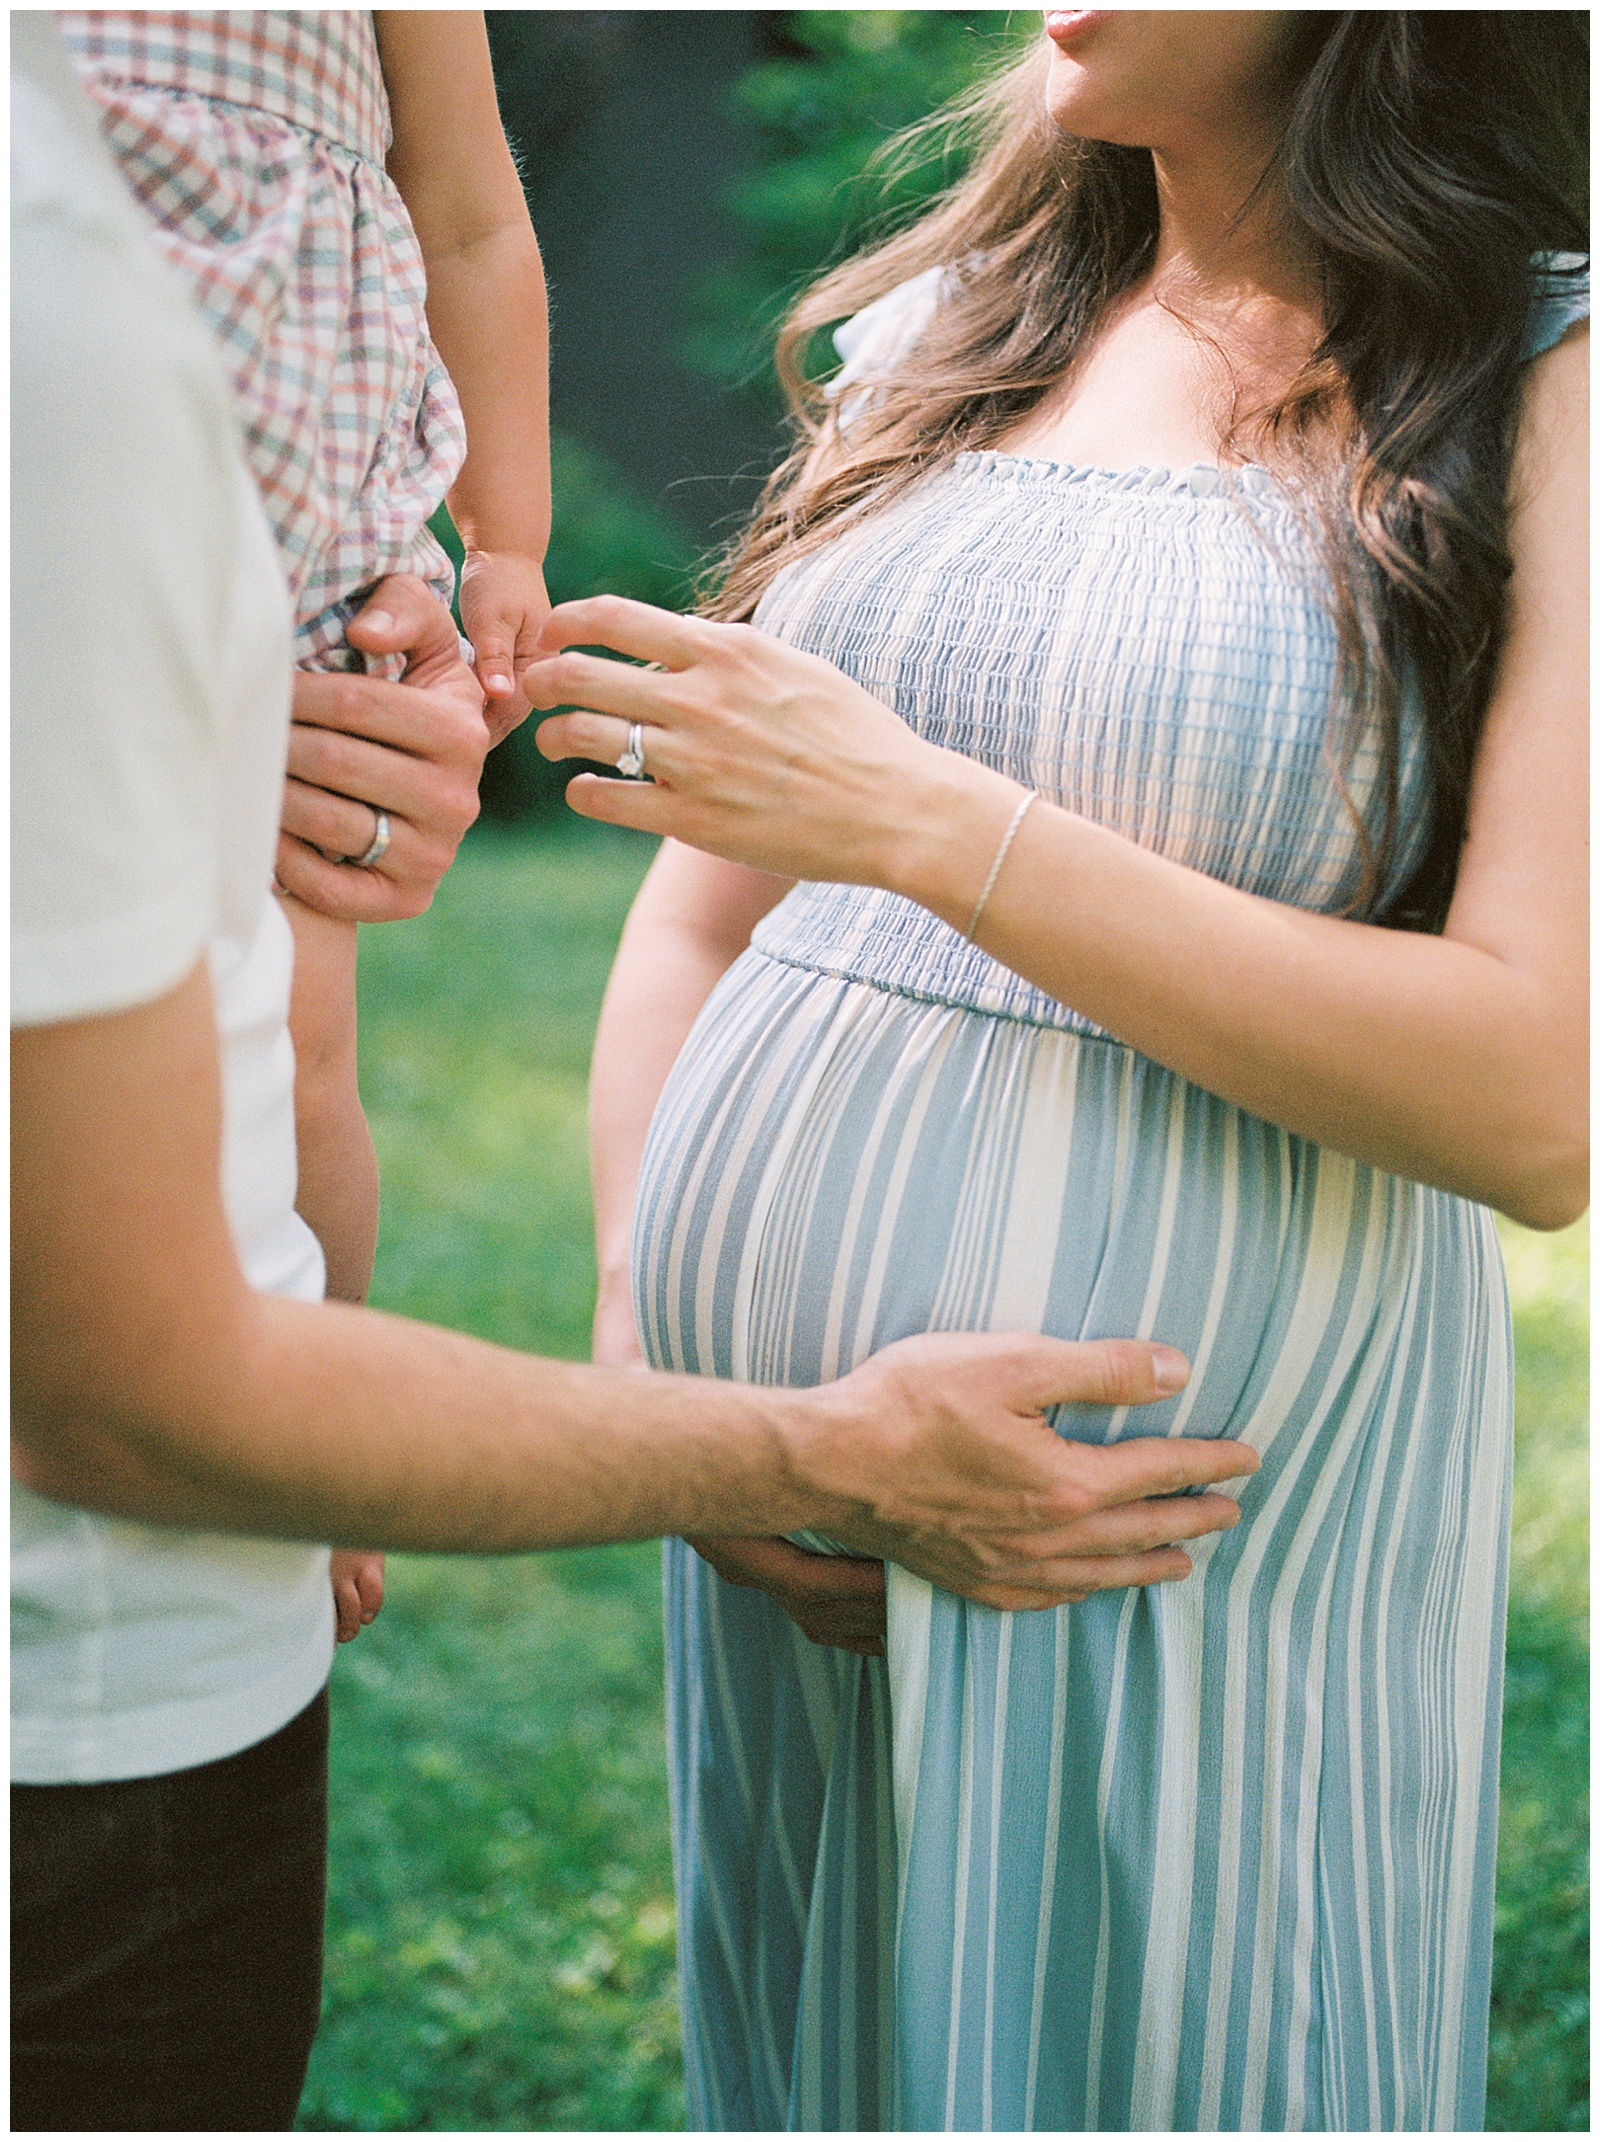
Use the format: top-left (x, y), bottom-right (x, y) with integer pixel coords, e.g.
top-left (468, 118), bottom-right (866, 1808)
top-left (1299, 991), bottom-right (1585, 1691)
top-left (352, 807), bottom-right (391, 869)
top-left (616, 722), bottom-right (648, 780)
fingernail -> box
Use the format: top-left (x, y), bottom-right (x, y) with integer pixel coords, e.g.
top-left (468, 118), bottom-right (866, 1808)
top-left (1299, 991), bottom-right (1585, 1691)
top-left (1151, 1345), bottom-right (1190, 1393)
top-left (363, 610), bottom-right (394, 636)
top-left (486, 672), bottom-right (513, 695)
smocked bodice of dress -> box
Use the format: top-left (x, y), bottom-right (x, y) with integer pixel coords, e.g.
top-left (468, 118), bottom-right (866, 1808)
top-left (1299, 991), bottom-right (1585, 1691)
top-left (750, 452), bottom-right (1421, 1038)
top-left (750, 253), bottom-right (1588, 1041)
top-left (57, 10), bottom-right (390, 164)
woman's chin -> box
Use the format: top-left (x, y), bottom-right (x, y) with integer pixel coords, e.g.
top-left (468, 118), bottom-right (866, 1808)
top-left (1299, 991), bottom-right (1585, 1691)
top-left (1043, 91), bottom-right (1154, 151)
top-left (1042, 58), bottom-right (1155, 149)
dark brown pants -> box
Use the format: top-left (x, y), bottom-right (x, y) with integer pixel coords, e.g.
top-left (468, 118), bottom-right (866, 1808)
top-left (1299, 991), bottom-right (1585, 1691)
top-left (11, 1686), bottom-right (329, 2132)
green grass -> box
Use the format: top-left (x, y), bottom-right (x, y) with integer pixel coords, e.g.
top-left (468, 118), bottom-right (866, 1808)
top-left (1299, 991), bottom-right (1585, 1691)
top-left (300, 821), bottom-right (679, 2132)
top-left (299, 822), bottom-right (1588, 2131)
top-left (1489, 1219), bottom-right (1590, 2133)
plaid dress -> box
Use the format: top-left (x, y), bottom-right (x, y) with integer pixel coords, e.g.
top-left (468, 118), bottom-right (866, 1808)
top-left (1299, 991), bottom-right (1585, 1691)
top-left (59, 10), bottom-right (465, 670)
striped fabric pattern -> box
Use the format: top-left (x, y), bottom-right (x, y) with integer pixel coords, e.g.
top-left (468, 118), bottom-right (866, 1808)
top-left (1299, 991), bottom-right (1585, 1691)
top-left (635, 266), bottom-right (1587, 2131)
top-left (59, 10), bottom-right (463, 670)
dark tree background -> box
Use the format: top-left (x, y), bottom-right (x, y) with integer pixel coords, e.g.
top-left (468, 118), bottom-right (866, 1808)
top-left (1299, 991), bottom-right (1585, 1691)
top-left (457, 10), bottom-right (1028, 815)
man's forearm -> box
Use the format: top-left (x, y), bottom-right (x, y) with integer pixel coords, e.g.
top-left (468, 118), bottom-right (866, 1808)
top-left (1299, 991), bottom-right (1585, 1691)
top-left (13, 1287), bottom-right (1257, 1612)
top-left (15, 1288), bottom-right (814, 1552)
top-left (14, 963), bottom-right (811, 1556)
top-left (14, 970), bottom-right (1258, 1608)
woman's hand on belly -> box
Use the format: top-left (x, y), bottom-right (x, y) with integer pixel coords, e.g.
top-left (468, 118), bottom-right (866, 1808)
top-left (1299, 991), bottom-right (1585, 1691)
top-left (598, 1277), bottom-right (890, 1654)
top-left (686, 1535), bottom-right (888, 1657)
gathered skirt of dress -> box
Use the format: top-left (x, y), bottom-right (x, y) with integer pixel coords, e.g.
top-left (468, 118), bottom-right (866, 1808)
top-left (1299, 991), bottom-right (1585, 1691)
top-left (634, 946), bottom-right (1512, 2132)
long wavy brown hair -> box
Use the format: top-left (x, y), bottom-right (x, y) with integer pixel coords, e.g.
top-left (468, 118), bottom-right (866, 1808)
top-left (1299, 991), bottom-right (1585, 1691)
top-left (708, 13), bottom-right (1587, 930)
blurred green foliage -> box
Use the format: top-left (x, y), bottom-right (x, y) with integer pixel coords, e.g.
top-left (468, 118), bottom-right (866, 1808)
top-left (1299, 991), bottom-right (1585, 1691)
top-left (299, 827), bottom-right (1588, 2132)
top-left (465, 12), bottom-right (1032, 820)
top-left (685, 9), bottom-right (1033, 401)
top-left (543, 435), bottom-right (698, 616)
top-left (300, 1546), bottom-right (680, 2131)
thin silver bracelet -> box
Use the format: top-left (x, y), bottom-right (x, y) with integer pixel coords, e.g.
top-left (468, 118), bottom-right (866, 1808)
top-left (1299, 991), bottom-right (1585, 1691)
top-left (965, 789), bottom-right (1037, 940)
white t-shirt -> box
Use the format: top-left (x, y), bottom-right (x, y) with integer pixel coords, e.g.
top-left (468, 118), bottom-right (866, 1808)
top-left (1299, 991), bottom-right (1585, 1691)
top-left (11, 19), bottom-right (336, 1784)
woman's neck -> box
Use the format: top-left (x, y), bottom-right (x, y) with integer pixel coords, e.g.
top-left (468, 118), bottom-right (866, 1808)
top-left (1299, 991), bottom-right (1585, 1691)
top-left (1146, 135), bottom-right (1319, 318)
top-left (993, 128), bottom-right (1323, 472)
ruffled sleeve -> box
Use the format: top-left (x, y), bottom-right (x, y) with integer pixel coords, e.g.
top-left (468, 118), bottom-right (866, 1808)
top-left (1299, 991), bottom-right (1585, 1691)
top-left (827, 264), bottom-right (949, 424)
top-left (1522, 251), bottom-right (1589, 361)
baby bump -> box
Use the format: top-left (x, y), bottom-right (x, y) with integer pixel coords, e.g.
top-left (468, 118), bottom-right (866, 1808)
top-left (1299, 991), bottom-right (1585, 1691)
top-left (641, 951), bottom-right (1515, 2135)
top-left (633, 949), bottom-right (1511, 1478)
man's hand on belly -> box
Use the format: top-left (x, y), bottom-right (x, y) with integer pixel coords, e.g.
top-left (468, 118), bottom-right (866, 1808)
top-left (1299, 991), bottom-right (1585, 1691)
top-left (786, 1331), bottom-right (1260, 1611)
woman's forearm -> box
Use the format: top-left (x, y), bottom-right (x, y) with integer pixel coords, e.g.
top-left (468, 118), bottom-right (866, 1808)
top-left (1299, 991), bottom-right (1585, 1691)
top-left (544, 650), bottom-right (1583, 1225)
top-left (531, 612), bottom-right (1584, 1230)
top-left (892, 753), bottom-right (1586, 1227)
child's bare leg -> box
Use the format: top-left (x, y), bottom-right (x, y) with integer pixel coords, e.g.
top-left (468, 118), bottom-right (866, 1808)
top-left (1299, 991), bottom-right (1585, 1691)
top-left (281, 893), bottom-right (376, 1305)
top-left (282, 890), bottom-right (387, 1636)
top-left (330, 1549), bottom-right (386, 1641)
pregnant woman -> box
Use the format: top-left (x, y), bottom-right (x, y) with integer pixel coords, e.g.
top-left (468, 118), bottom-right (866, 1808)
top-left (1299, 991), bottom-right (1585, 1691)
top-left (530, 12), bottom-right (1587, 2130)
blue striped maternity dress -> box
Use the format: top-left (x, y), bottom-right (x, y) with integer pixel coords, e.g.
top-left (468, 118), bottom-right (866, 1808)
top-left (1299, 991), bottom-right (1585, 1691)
top-left (632, 265), bottom-right (1588, 2132)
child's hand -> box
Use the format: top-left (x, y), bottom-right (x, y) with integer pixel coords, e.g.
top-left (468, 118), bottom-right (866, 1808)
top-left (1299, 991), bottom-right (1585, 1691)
top-left (458, 550), bottom-right (551, 741)
top-left (331, 1549), bottom-right (386, 1642)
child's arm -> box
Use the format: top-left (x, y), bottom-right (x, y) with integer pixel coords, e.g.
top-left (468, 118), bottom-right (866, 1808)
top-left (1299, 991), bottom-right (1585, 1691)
top-left (375, 10), bottom-right (551, 730)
